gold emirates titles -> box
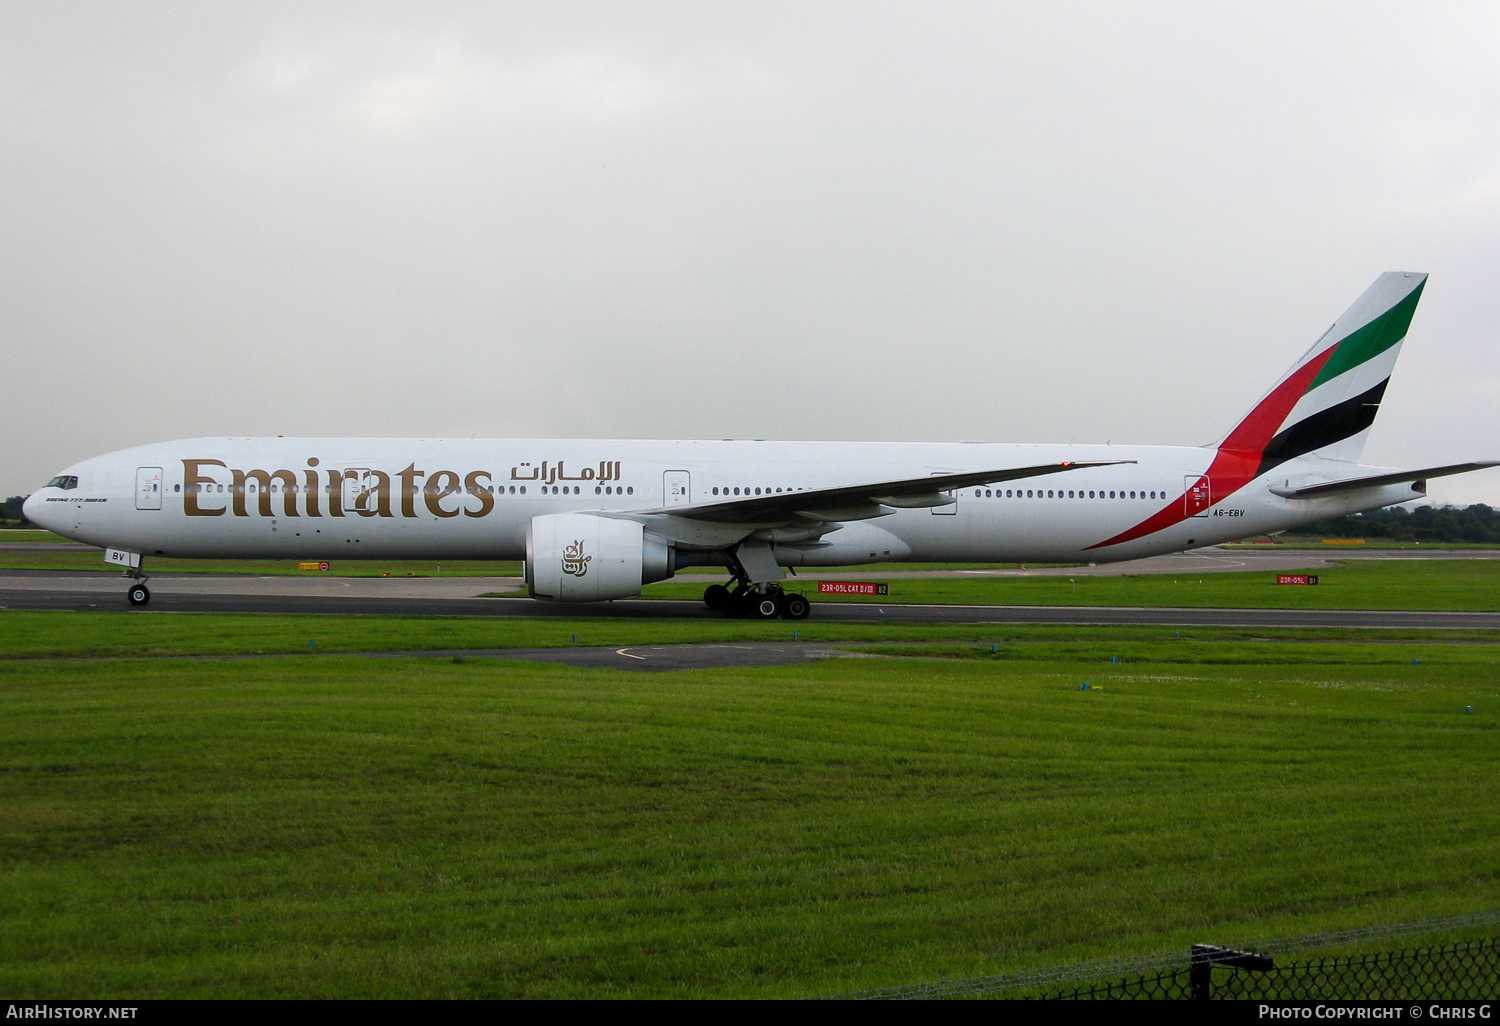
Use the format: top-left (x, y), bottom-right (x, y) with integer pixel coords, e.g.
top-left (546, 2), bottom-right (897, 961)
top-left (181, 458), bottom-right (624, 519)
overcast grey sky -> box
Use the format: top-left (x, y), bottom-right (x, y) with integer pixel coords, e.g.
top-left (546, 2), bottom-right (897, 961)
top-left (3, 1), bottom-right (1497, 505)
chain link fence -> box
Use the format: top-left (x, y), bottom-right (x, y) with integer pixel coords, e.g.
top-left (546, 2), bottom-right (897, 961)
top-left (1050, 938), bottom-right (1499, 1000)
top-left (829, 911), bottom-right (1500, 1000)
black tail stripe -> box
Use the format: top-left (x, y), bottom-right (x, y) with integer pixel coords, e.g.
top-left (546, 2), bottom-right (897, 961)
top-left (1255, 378), bottom-right (1389, 479)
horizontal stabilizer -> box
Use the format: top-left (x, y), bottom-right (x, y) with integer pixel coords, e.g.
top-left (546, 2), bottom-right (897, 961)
top-left (634, 459), bottom-right (1135, 524)
top-left (1269, 461), bottom-right (1500, 499)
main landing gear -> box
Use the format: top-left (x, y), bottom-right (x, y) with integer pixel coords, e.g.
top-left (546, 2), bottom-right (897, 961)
top-left (703, 581), bottom-right (810, 620)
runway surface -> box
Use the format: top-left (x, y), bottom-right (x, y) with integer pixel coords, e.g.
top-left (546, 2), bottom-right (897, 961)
top-left (2, 565), bottom-right (1496, 630)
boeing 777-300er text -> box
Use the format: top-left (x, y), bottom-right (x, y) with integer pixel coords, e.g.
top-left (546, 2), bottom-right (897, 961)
top-left (23, 272), bottom-right (1497, 618)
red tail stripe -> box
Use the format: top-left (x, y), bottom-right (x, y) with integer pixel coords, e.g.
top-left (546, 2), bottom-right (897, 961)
top-left (1219, 348), bottom-right (1334, 457)
top-left (1086, 348), bottom-right (1334, 550)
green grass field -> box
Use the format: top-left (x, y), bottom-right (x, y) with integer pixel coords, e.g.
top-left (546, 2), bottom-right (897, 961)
top-left (0, 530), bottom-right (75, 543)
top-left (1, 612), bottom-right (1497, 997)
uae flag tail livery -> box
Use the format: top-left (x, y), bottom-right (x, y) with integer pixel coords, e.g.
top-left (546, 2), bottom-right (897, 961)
top-left (1226, 270), bottom-right (1424, 474)
top-left (20, 271), bottom-right (1499, 617)
top-left (1091, 272), bottom-right (1491, 551)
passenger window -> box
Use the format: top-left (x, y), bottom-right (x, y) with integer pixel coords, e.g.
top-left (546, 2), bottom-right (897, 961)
top-left (627, 487), bottom-right (633, 495)
top-left (1026, 490), bottom-right (1033, 498)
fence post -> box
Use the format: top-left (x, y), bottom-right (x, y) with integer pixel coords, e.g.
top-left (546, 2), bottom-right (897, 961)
top-left (1190, 945), bottom-right (1214, 1000)
top-left (1192, 944), bottom-right (1276, 1000)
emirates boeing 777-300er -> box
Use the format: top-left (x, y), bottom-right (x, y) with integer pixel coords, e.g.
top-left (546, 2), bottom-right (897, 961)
top-left (23, 272), bottom-right (1497, 619)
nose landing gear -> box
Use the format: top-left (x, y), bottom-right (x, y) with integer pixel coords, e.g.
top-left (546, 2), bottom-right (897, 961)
top-left (122, 557), bottom-right (150, 606)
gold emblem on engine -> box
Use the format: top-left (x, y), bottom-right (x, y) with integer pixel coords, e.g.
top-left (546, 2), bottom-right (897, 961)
top-left (561, 539), bottom-right (591, 577)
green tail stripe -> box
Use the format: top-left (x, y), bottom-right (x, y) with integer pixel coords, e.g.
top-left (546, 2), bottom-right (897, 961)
top-left (1309, 279), bottom-right (1425, 390)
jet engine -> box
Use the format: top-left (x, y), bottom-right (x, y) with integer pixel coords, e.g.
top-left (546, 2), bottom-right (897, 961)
top-left (526, 512), bottom-right (675, 601)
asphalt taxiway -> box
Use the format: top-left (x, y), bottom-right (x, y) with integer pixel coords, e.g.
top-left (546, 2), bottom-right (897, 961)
top-left (1, 567), bottom-right (1496, 630)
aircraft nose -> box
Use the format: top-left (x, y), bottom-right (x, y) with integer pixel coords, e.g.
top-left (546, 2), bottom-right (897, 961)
top-left (22, 492), bottom-right (47, 528)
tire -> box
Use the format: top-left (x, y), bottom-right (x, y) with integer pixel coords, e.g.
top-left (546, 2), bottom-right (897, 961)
top-left (722, 591), bottom-right (750, 619)
top-left (754, 596), bottom-right (779, 619)
top-left (703, 584), bottom-right (729, 610)
top-left (783, 593), bottom-right (811, 620)
top-left (127, 584), bottom-right (150, 606)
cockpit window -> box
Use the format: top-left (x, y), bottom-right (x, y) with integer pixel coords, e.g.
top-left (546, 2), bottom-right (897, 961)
top-left (46, 475), bottom-right (78, 490)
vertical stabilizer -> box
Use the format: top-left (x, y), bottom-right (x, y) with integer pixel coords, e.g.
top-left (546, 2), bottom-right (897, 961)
top-left (1217, 271), bottom-right (1426, 472)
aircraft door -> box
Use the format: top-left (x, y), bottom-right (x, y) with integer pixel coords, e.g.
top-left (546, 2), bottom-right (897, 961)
top-left (136, 467), bottom-right (162, 510)
top-left (664, 470), bottom-right (690, 506)
top-left (1185, 475), bottom-right (1212, 517)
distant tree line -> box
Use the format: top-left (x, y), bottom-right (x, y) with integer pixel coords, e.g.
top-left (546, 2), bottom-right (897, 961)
top-left (1, 495), bottom-right (30, 526)
top-left (1304, 504), bottom-right (1500, 544)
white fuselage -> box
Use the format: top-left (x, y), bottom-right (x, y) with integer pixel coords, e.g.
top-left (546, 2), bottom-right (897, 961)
top-left (25, 437), bottom-right (1420, 567)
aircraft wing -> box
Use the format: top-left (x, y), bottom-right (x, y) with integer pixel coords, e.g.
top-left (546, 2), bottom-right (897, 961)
top-left (1269, 461), bottom-right (1500, 498)
top-left (631, 459), bottom-right (1135, 524)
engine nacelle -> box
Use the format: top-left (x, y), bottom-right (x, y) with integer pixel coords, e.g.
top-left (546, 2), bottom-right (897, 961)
top-left (526, 513), bottom-right (675, 601)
